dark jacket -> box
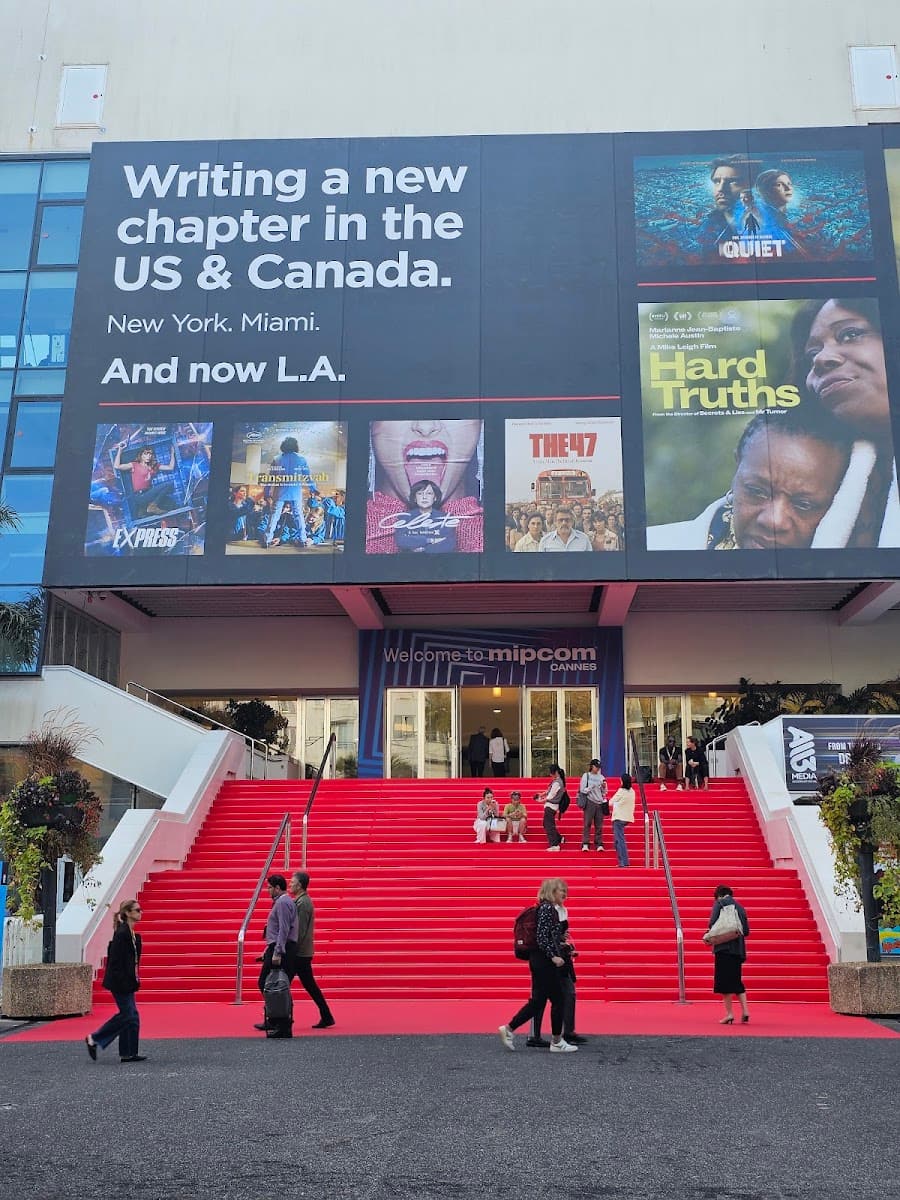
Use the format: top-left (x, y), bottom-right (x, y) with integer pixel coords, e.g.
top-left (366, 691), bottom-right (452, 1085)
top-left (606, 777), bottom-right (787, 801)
top-left (101, 921), bottom-right (142, 994)
top-left (708, 898), bottom-right (749, 961)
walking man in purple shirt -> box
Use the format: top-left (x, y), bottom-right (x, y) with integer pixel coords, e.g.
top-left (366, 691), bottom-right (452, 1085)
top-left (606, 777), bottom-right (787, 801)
top-left (254, 873), bottom-right (299, 1036)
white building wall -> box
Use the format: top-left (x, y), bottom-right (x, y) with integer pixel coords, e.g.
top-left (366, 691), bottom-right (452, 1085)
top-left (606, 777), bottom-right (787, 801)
top-left (1, 1), bottom-right (898, 152)
top-left (116, 609), bottom-right (900, 695)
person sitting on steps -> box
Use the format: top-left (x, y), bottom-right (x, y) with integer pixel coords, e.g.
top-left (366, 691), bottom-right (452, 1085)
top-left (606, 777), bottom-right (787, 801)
top-left (658, 736), bottom-right (684, 790)
top-left (503, 790), bottom-right (528, 843)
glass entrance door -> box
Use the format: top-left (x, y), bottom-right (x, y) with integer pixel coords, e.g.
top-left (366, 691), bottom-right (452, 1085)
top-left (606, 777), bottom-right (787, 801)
top-left (300, 697), bottom-right (360, 778)
top-left (385, 688), bottom-right (457, 778)
top-left (524, 688), bottom-right (596, 776)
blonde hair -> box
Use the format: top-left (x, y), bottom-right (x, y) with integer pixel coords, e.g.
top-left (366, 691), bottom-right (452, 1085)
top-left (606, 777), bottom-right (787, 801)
top-left (113, 899), bottom-right (139, 930)
top-left (537, 878), bottom-right (566, 903)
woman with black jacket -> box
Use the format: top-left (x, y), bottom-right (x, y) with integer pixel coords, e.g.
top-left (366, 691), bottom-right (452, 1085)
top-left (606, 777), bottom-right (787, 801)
top-left (85, 898), bottom-right (146, 1063)
top-left (707, 885), bottom-right (750, 1025)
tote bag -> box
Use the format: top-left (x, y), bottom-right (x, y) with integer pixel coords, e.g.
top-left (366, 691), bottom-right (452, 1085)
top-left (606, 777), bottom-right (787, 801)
top-left (702, 904), bottom-right (743, 946)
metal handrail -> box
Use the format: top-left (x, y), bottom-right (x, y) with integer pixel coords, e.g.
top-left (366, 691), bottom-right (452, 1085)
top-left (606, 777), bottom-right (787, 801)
top-left (651, 810), bottom-right (687, 1004)
top-left (234, 812), bottom-right (291, 1004)
top-left (302, 732), bottom-right (336, 869)
top-left (125, 681), bottom-right (270, 779)
top-left (628, 730), bottom-right (652, 868)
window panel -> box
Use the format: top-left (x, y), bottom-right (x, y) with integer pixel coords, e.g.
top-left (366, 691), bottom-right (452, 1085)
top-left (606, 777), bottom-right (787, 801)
top-left (18, 271), bottom-right (76, 368)
top-left (40, 161), bottom-right (90, 201)
top-left (14, 368), bottom-right (66, 396)
top-left (0, 163), bottom-right (41, 269)
top-left (0, 275), bottom-right (27, 369)
top-left (10, 401), bottom-right (61, 468)
top-left (36, 205), bottom-right (84, 265)
top-left (0, 585), bottom-right (44, 673)
top-left (0, 474), bottom-right (53, 584)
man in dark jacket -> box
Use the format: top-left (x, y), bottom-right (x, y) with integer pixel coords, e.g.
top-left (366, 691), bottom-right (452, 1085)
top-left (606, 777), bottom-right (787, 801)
top-left (289, 870), bottom-right (335, 1029)
top-left (254, 873), bottom-right (299, 1036)
top-left (467, 726), bottom-right (489, 777)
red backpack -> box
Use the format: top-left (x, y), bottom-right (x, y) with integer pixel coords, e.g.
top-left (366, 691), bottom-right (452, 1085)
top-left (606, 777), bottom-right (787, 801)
top-left (513, 905), bottom-right (538, 960)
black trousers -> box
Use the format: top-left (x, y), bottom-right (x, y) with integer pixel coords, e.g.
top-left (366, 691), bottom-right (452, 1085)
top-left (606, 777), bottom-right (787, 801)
top-left (532, 972), bottom-right (576, 1039)
top-left (508, 953), bottom-right (565, 1037)
top-left (470, 759), bottom-right (487, 777)
top-left (543, 807), bottom-right (562, 847)
top-left (293, 955), bottom-right (333, 1021)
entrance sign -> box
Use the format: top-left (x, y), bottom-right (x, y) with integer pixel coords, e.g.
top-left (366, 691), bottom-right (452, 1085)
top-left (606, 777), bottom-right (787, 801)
top-left (358, 628), bottom-right (623, 778)
top-left (44, 127), bottom-right (900, 586)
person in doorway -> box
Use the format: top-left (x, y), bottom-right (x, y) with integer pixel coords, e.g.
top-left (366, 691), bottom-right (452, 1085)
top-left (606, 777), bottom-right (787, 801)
top-left (489, 728), bottom-right (510, 777)
top-left (85, 899), bottom-right (146, 1063)
top-left (503, 790), bottom-right (528, 843)
top-left (474, 788), bottom-right (502, 844)
top-left (658, 737), bottom-right (684, 789)
top-left (498, 879), bottom-right (577, 1053)
top-left (578, 757), bottom-right (608, 852)
top-left (610, 772), bottom-right (637, 867)
top-left (685, 736), bottom-right (710, 790)
top-left (253, 873), bottom-right (298, 1037)
top-left (289, 870), bottom-right (335, 1029)
top-left (538, 764), bottom-right (567, 851)
top-left (707, 885), bottom-right (750, 1024)
top-left (528, 878), bottom-right (587, 1048)
top-left (467, 726), bottom-right (490, 777)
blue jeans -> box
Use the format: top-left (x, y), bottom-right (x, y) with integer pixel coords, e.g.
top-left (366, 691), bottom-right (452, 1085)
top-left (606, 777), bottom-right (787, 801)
top-left (613, 819), bottom-right (629, 866)
top-left (92, 991), bottom-right (140, 1058)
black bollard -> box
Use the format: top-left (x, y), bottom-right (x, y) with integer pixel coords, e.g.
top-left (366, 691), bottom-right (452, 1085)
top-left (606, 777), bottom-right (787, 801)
top-left (41, 863), bottom-right (58, 964)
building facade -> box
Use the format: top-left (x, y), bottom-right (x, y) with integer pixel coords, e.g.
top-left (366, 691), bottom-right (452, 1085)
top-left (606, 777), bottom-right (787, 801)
top-left (2, 2), bottom-right (900, 780)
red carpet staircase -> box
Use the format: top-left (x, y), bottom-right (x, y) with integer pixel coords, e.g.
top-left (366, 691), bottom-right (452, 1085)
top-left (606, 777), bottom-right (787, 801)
top-left (108, 777), bottom-right (829, 1004)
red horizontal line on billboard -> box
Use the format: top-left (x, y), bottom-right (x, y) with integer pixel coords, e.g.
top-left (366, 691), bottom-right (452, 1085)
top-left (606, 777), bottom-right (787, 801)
top-left (97, 394), bottom-right (621, 407)
top-left (637, 276), bottom-right (877, 287)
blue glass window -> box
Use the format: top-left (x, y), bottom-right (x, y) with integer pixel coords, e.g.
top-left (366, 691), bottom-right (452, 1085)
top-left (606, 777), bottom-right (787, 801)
top-left (0, 474), bottom-right (53, 584)
top-left (0, 585), bottom-right (44, 673)
top-left (0, 274), bottom-right (27, 369)
top-left (18, 271), bottom-right (76, 368)
top-left (10, 401), bottom-right (61, 468)
top-left (0, 163), bottom-right (41, 269)
top-left (40, 161), bottom-right (90, 201)
top-left (14, 368), bottom-right (66, 396)
top-left (36, 205), bottom-right (84, 265)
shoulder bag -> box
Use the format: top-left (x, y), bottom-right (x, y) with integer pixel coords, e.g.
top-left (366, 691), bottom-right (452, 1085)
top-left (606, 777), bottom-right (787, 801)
top-left (702, 904), bottom-right (744, 946)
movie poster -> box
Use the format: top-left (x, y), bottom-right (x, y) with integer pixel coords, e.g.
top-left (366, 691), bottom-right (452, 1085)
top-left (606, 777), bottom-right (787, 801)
top-left (633, 150), bottom-right (872, 269)
top-left (85, 423), bottom-right (212, 556)
top-left (640, 298), bottom-right (900, 551)
top-left (227, 421), bottom-right (347, 554)
top-left (504, 418), bottom-right (624, 552)
top-left (365, 419), bottom-right (484, 554)
top-left (886, 150), bottom-right (900, 282)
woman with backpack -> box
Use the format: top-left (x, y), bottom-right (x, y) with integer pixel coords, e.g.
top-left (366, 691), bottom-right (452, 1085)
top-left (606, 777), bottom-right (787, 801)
top-left (499, 878), bottom-right (577, 1053)
top-left (537, 763), bottom-right (567, 851)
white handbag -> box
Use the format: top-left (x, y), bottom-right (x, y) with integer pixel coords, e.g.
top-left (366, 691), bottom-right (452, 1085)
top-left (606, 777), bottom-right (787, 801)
top-left (702, 903), bottom-right (743, 946)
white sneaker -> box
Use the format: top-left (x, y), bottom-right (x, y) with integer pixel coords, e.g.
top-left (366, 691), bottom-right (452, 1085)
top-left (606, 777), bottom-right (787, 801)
top-left (597, 845), bottom-right (605, 852)
top-left (498, 1024), bottom-right (515, 1051)
top-left (660, 784), bottom-right (667, 791)
top-left (506, 836), bottom-right (513, 843)
top-left (518, 835), bottom-right (527, 843)
top-left (549, 1038), bottom-right (577, 1053)
top-left (547, 844), bottom-right (561, 852)
top-left (581, 844), bottom-right (589, 852)
top-left (677, 785), bottom-right (685, 791)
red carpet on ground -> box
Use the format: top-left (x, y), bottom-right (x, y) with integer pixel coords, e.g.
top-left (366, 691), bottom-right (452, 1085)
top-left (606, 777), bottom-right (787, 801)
top-left (6, 999), bottom-right (897, 1043)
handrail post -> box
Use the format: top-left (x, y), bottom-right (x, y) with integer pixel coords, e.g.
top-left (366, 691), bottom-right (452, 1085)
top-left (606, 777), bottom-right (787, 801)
top-left (652, 809), bottom-right (688, 1004)
top-left (653, 816), bottom-right (659, 870)
top-left (302, 812), bottom-right (309, 871)
top-left (284, 817), bottom-right (291, 870)
top-left (235, 933), bottom-right (245, 1005)
top-left (234, 811), bottom-right (291, 1004)
top-left (676, 928), bottom-right (686, 1004)
top-left (643, 811), bottom-right (650, 869)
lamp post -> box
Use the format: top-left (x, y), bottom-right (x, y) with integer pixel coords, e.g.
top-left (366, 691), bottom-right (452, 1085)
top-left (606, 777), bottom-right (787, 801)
top-left (849, 797), bottom-right (882, 964)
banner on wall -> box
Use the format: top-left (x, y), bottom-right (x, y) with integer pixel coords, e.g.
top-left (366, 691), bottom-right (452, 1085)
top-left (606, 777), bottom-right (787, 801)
top-left (640, 298), bottom-right (900, 553)
top-left (357, 627), bottom-right (625, 778)
top-left (503, 417), bottom-right (624, 552)
top-left (227, 420), bottom-right (347, 554)
top-left (782, 715), bottom-right (900, 792)
top-left (633, 148), bottom-right (872, 270)
top-left (85, 422), bottom-right (212, 555)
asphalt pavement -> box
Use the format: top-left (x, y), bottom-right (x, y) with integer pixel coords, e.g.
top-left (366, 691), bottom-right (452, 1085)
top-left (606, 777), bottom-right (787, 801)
top-left (1, 1032), bottom-right (898, 1199)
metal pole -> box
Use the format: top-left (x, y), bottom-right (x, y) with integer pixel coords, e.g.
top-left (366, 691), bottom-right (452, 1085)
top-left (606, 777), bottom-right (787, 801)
top-left (302, 812), bottom-right (309, 871)
top-left (40, 864), bottom-right (57, 963)
top-left (284, 815), bottom-right (291, 871)
top-left (857, 844), bottom-right (882, 963)
top-left (653, 819), bottom-right (659, 870)
top-left (235, 934), bottom-right (245, 1004)
top-left (643, 812), bottom-right (650, 868)
top-left (676, 929), bottom-right (686, 1003)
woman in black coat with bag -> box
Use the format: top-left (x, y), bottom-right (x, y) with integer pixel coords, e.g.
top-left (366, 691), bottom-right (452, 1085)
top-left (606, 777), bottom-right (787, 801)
top-left (706, 885), bottom-right (750, 1025)
top-left (84, 898), bottom-right (147, 1063)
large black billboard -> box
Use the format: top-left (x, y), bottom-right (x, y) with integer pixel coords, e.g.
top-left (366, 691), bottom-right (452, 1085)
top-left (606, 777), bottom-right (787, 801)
top-left (43, 129), bottom-right (900, 586)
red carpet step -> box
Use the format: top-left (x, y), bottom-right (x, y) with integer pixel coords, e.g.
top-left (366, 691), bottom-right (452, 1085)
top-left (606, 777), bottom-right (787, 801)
top-left (98, 777), bottom-right (830, 1004)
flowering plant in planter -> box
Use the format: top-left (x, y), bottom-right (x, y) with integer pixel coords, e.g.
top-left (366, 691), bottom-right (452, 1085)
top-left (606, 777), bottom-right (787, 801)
top-left (0, 709), bottom-right (103, 922)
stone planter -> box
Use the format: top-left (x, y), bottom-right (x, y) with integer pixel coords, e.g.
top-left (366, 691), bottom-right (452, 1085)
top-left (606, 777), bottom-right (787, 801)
top-left (0, 963), bottom-right (93, 1019)
top-left (828, 960), bottom-right (900, 1016)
